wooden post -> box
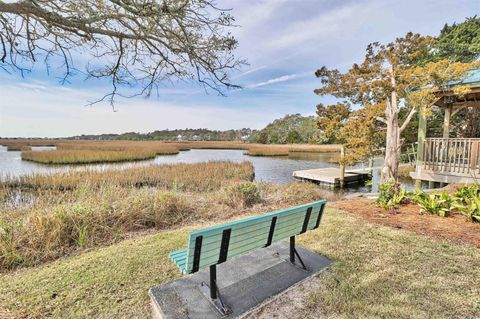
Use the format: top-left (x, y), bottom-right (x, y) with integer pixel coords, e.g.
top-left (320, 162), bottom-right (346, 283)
top-left (368, 157), bottom-right (374, 177)
top-left (339, 145), bottom-right (345, 188)
top-left (415, 106), bottom-right (427, 189)
top-left (443, 106), bottom-right (451, 139)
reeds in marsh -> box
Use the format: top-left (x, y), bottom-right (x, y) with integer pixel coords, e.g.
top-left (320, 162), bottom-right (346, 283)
top-left (20, 143), bottom-right (180, 164)
top-left (0, 186), bottom-right (197, 269)
top-left (3, 139), bottom-right (341, 165)
top-left (287, 144), bottom-right (341, 153)
top-left (3, 161), bottom-right (255, 192)
top-left (246, 144), bottom-right (341, 156)
top-left (0, 178), bottom-right (326, 271)
top-left (245, 147), bottom-right (290, 156)
top-left (21, 149), bottom-right (160, 164)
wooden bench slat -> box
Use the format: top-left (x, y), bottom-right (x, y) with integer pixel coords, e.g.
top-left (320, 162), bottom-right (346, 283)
top-left (178, 201), bottom-right (326, 273)
top-left (193, 214), bottom-right (322, 270)
top-left (188, 202), bottom-right (325, 238)
top-left (169, 248), bottom-right (188, 272)
top-left (185, 207), bottom-right (322, 259)
top-left (169, 248), bottom-right (188, 258)
top-left (185, 211), bottom-right (313, 256)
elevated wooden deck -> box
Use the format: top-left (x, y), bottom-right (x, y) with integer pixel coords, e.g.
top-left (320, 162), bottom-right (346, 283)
top-left (292, 167), bottom-right (370, 188)
top-left (412, 138), bottom-right (480, 185)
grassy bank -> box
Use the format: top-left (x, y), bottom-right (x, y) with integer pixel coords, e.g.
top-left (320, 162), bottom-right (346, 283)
top-left (1, 139), bottom-right (341, 164)
top-left (1, 208), bottom-right (478, 318)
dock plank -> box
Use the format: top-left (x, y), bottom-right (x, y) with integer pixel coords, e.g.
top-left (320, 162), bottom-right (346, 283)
top-left (292, 167), bottom-right (369, 187)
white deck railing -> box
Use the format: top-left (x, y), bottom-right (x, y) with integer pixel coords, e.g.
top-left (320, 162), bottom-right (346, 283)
top-left (423, 138), bottom-right (480, 175)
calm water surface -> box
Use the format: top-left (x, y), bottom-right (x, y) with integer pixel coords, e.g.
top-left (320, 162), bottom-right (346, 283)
top-left (0, 146), bottom-right (414, 192)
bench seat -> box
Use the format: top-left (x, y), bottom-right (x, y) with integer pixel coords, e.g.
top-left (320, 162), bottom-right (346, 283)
top-left (169, 248), bottom-right (188, 273)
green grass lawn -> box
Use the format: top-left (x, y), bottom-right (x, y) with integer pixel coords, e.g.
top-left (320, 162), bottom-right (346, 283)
top-left (1, 208), bottom-right (479, 319)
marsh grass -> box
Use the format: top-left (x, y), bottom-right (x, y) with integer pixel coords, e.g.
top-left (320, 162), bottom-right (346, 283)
top-left (246, 147), bottom-right (290, 156)
top-left (21, 149), bottom-right (160, 164)
top-left (3, 161), bottom-right (254, 191)
top-left (1, 208), bottom-right (479, 318)
top-left (1, 139), bottom-right (340, 164)
top-left (0, 186), bottom-right (198, 269)
top-left (398, 164), bottom-right (415, 178)
top-left (246, 144), bottom-right (341, 156)
top-left (21, 144), bottom-right (180, 165)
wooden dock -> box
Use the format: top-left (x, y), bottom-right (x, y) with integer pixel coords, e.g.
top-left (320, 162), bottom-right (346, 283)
top-left (292, 167), bottom-right (370, 188)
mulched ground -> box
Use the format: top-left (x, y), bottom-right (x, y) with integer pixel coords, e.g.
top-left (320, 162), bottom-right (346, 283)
top-left (331, 198), bottom-right (480, 248)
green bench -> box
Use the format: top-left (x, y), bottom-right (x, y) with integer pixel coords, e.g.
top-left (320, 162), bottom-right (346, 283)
top-left (168, 199), bottom-right (327, 315)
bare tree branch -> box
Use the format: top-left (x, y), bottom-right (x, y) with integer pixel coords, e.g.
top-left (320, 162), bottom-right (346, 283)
top-left (375, 116), bottom-right (387, 124)
top-left (400, 107), bottom-right (416, 133)
top-left (0, 0), bottom-right (245, 104)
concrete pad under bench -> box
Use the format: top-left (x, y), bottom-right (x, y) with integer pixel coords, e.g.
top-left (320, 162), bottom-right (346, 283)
top-left (149, 241), bottom-right (332, 319)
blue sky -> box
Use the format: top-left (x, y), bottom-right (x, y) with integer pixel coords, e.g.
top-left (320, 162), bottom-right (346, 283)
top-left (0, 0), bottom-right (479, 137)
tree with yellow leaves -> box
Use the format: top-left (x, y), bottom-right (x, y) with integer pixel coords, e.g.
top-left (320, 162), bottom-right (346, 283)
top-left (315, 32), bottom-right (479, 183)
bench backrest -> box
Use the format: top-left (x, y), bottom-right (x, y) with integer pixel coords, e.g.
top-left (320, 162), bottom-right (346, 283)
top-left (183, 199), bottom-right (326, 274)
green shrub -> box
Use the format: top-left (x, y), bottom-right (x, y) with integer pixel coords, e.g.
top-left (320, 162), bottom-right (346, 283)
top-left (376, 181), bottom-right (407, 209)
top-left (454, 196), bottom-right (480, 222)
top-left (410, 189), bottom-right (429, 204)
top-left (454, 185), bottom-right (480, 203)
top-left (417, 192), bottom-right (454, 217)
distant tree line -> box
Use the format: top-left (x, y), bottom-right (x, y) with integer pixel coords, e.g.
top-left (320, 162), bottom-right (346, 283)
top-left (249, 114), bottom-right (325, 144)
top-left (66, 114), bottom-right (325, 144)
top-left (70, 128), bottom-right (255, 142)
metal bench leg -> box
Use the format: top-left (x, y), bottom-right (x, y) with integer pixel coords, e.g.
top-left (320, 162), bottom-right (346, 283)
top-left (200, 265), bottom-right (231, 316)
top-left (210, 265), bottom-right (217, 300)
top-left (290, 236), bottom-right (295, 263)
top-left (289, 236), bottom-right (307, 270)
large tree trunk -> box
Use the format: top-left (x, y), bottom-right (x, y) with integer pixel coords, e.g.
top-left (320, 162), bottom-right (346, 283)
top-left (381, 107), bottom-right (401, 182)
top-left (381, 67), bottom-right (401, 183)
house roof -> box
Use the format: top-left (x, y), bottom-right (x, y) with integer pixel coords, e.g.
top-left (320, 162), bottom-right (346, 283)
top-left (448, 68), bottom-right (480, 87)
top-left (434, 68), bottom-right (480, 108)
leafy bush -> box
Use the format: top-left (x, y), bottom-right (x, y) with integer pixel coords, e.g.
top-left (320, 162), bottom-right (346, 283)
top-left (376, 181), bottom-right (407, 209)
top-left (376, 181), bottom-right (397, 208)
top-left (453, 187), bottom-right (480, 222)
top-left (376, 183), bottom-right (480, 222)
top-left (410, 189), bottom-right (428, 205)
top-left (454, 185), bottom-right (480, 202)
top-left (417, 192), bottom-right (455, 217)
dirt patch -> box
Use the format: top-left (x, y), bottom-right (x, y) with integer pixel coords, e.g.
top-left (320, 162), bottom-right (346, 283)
top-left (331, 198), bottom-right (480, 248)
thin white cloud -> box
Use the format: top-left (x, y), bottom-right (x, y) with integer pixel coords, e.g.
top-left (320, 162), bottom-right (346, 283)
top-left (246, 72), bottom-right (310, 89)
top-left (233, 65), bottom-right (267, 79)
